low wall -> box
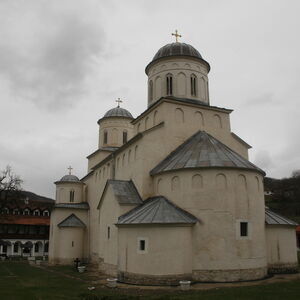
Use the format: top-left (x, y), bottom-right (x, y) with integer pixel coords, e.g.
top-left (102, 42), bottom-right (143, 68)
top-left (192, 266), bottom-right (268, 282)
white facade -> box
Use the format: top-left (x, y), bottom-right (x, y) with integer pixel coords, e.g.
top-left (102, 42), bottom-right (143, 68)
top-left (49, 41), bottom-right (298, 284)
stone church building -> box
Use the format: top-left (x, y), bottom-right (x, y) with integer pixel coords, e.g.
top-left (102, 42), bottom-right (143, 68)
top-left (49, 36), bottom-right (298, 284)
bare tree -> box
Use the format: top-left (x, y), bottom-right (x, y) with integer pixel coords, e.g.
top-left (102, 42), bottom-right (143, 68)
top-left (0, 166), bottom-right (23, 211)
top-left (292, 169), bottom-right (300, 178)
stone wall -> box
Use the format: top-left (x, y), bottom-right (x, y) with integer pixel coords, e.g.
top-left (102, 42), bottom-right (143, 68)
top-left (192, 266), bottom-right (268, 282)
top-left (118, 271), bottom-right (192, 286)
top-left (268, 263), bottom-right (299, 274)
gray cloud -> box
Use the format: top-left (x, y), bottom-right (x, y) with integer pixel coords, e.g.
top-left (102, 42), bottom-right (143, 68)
top-left (0, 1), bottom-right (106, 111)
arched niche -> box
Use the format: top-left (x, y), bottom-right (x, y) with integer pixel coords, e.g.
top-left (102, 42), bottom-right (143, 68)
top-left (157, 178), bottom-right (163, 194)
top-left (177, 72), bottom-right (187, 96)
top-left (200, 77), bottom-right (206, 100)
top-left (216, 173), bottom-right (227, 189)
top-left (128, 149), bottom-right (132, 163)
top-left (194, 111), bottom-right (204, 127)
top-left (238, 174), bottom-right (247, 190)
top-left (192, 174), bottom-right (203, 189)
top-left (155, 76), bottom-right (162, 100)
top-left (111, 128), bottom-right (118, 144)
top-left (145, 117), bottom-right (149, 130)
top-left (255, 176), bottom-right (260, 191)
top-left (153, 110), bottom-right (158, 126)
top-left (214, 114), bottom-right (222, 129)
top-left (175, 108), bottom-right (184, 123)
top-left (171, 176), bottom-right (180, 191)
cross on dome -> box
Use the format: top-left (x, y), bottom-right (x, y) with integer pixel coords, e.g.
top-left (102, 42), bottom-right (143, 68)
top-left (116, 98), bottom-right (123, 108)
top-left (67, 166), bottom-right (73, 175)
top-left (172, 30), bottom-right (182, 43)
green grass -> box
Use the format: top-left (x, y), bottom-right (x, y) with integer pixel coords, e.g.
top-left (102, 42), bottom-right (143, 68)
top-left (1, 261), bottom-right (300, 299)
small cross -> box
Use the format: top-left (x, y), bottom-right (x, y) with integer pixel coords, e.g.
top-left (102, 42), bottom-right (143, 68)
top-left (172, 30), bottom-right (182, 43)
top-left (116, 98), bottom-right (122, 108)
top-left (67, 166), bottom-right (73, 175)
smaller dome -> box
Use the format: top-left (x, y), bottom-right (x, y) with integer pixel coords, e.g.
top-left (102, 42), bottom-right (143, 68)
top-left (103, 107), bottom-right (133, 119)
top-left (59, 174), bottom-right (80, 182)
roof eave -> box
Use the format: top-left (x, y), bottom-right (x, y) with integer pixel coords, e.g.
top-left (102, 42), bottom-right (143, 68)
top-left (145, 55), bottom-right (211, 75)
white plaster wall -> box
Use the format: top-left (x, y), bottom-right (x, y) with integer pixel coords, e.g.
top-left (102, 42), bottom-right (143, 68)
top-left (118, 226), bottom-right (193, 275)
top-left (266, 225), bottom-right (298, 266)
top-left (147, 57), bottom-right (210, 106)
top-left (153, 169), bottom-right (267, 271)
top-left (55, 183), bottom-right (83, 204)
top-left (49, 208), bottom-right (88, 264)
top-left (98, 185), bottom-right (137, 268)
top-left (98, 118), bottom-right (134, 148)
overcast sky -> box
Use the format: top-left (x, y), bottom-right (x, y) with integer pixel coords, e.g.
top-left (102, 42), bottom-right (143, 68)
top-left (0, 0), bottom-right (299, 198)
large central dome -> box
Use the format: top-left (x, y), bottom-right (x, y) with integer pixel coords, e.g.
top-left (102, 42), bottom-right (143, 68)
top-left (145, 42), bottom-right (209, 74)
top-left (153, 42), bottom-right (203, 61)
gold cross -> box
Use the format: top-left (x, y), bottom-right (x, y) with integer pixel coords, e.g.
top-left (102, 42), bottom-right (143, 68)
top-left (67, 166), bottom-right (73, 175)
top-left (172, 30), bottom-right (182, 43)
top-left (116, 98), bottom-right (123, 108)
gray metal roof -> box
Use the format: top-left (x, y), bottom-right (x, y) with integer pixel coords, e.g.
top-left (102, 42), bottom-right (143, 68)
top-left (265, 208), bottom-right (298, 226)
top-left (150, 131), bottom-right (265, 176)
top-left (117, 196), bottom-right (198, 225)
top-left (146, 43), bottom-right (210, 74)
top-left (58, 214), bottom-right (86, 228)
top-left (107, 180), bottom-right (142, 205)
top-left (55, 203), bottom-right (89, 210)
top-left (104, 107), bottom-right (133, 119)
top-left (153, 43), bottom-right (203, 60)
top-left (98, 180), bottom-right (142, 209)
top-left (58, 174), bottom-right (80, 182)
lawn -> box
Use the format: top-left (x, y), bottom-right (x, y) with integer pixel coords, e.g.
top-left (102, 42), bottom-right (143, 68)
top-left (1, 261), bottom-right (300, 300)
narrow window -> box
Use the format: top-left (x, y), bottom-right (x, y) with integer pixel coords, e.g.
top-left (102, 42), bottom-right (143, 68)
top-left (72, 241), bottom-right (74, 247)
top-left (107, 226), bottom-right (110, 239)
top-left (14, 243), bottom-right (19, 253)
top-left (70, 190), bottom-right (75, 203)
top-left (149, 80), bottom-right (153, 101)
top-left (103, 130), bottom-right (108, 144)
top-left (44, 243), bottom-right (49, 252)
top-left (123, 131), bottom-right (128, 144)
top-left (166, 74), bottom-right (173, 95)
top-left (240, 222), bottom-right (248, 237)
top-left (139, 240), bottom-right (146, 251)
top-left (191, 74), bottom-right (197, 96)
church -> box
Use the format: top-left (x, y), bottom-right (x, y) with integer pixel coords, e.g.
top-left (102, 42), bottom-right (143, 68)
top-left (49, 32), bottom-right (298, 284)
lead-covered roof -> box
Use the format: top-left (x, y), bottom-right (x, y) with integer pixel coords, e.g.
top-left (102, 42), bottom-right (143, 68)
top-left (117, 196), bottom-right (198, 225)
top-left (150, 131), bottom-right (265, 175)
top-left (265, 208), bottom-right (298, 226)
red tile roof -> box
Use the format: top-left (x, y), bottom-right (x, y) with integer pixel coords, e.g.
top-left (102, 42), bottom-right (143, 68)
top-left (1, 216), bottom-right (50, 226)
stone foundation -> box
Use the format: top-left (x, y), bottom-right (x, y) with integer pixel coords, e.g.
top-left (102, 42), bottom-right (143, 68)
top-left (192, 266), bottom-right (268, 282)
top-left (118, 271), bottom-right (192, 286)
top-left (98, 258), bottom-right (117, 277)
top-left (268, 263), bottom-right (299, 274)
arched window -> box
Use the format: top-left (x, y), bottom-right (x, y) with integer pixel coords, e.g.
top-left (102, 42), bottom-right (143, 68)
top-left (34, 243), bottom-right (39, 253)
top-left (13, 209), bottom-right (20, 215)
top-left (33, 209), bottom-right (40, 216)
top-left (166, 73), bottom-right (173, 95)
top-left (191, 74), bottom-right (197, 96)
top-left (70, 190), bottom-right (75, 203)
top-left (43, 210), bottom-right (49, 217)
top-left (23, 208), bottom-right (30, 216)
top-left (123, 131), bottom-right (128, 144)
top-left (103, 130), bottom-right (108, 144)
top-left (44, 242), bottom-right (49, 253)
top-left (149, 80), bottom-right (153, 101)
top-left (14, 243), bottom-right (19, 253)
top-left (2, 207), bottom-right (9, 214)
